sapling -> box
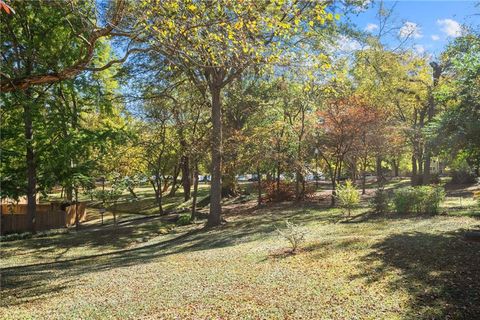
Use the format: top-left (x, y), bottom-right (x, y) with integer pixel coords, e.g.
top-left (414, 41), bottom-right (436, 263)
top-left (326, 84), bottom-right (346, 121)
top-left (276, 220), bottom-right (306, 253)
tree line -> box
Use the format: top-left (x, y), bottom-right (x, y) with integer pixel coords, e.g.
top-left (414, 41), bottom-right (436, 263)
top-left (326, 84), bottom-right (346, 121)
top-left (1, 0), bottom-right (479, 231)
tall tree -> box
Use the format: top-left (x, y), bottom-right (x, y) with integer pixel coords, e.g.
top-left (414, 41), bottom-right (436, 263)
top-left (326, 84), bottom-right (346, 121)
top-left (140, 0), bottom-right (338, 226)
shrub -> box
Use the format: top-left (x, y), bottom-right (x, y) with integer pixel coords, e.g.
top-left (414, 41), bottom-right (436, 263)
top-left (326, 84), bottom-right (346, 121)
top-left (336, 180), bottom-right (360, 216)
top-left (393, 185), bottom-right (445, 214)
top-left (176, 214), bottom-right (192, 226)
top-left (393, 187), bottom-right (415, 214)
top-left (264, 181), bottom-right (296, 202)
top-left (370, 187), bottom-right (390, 214)
top-left (276, 220), bottom-right (306, 253)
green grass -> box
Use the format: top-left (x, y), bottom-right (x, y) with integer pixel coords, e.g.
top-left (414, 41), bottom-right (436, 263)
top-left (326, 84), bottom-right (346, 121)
top-left (1, 195), bottom-right (479, 319)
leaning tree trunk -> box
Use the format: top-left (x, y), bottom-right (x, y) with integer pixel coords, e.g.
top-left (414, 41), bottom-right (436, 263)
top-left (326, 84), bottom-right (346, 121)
top-left (329, 165), bottom-right (336, 206)
top-left (23, 94), bottom-right (36, 233)
top-left (208, 85), bottom-right (223, 227)
top-left (168, 164), bottom-right (180, 196)
top-left (151, 175), bottom-right (163, 215)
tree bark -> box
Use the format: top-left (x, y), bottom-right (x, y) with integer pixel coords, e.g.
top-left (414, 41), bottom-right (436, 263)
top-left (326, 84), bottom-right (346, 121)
top-left (127, 186), bottom-right (137, 199)
top-left (74, 188), bottom-right (80, 231)
top-left (376, 156), bottom-right (383, 185)
top-left (181, 155), bottom-right (191, 201)
top-left (257, 167), bottom-right (262, 206)
top-left (331, 176), bottom-right (336, 206)
top-left (423, 62), bottom-right (442, 185)
top-left (168, 164), bottom-right (180, 196)
top-left (23, 95), bottom-right (36, 233)
top-left (362, 172), bottom-right (367, 195)
top-left (207, 85), bottom-right (222, 227)
top-left (191, 161), bottom-right (199, 221)
top-left (151, 175), bottom-right (163, 215)
top-left (411, 154), bottom-right (418, 186)
top-left (392, 159), bottom-right (399, 177)
top-left (276, 162), bottom-right (281, 194)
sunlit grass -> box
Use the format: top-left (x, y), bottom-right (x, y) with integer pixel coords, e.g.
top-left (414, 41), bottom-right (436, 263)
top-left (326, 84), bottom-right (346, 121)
top-left (1, 181), bottom-right (479, 319)
top-left (1, 195), bottom-right (479, 319)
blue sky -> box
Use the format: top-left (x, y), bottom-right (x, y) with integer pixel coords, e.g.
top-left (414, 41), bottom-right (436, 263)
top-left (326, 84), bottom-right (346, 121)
top-left (347, 1), bottom-right (479, 57)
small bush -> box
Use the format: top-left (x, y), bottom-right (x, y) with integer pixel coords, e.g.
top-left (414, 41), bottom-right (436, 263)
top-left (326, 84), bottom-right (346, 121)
top-left (176, 214), bottom-right (192, 226)
top-left (370, 187), bottom-right (390, 214)
top-left (276, 220), bottom-right (306, 253)
top-left (336, 180), bottom-right (360, 216)
top-left (264, 181), bottom-right (296, 202)
top-left (393, 185), bottom-right (445, 214)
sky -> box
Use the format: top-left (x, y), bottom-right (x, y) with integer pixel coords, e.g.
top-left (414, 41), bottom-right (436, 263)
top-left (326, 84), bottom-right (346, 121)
top-left (346, 0), bottom-right (479, 57)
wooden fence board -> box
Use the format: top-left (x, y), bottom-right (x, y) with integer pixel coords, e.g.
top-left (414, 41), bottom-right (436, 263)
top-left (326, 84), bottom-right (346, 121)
top-left (0, 203), bottom-right (87, 234)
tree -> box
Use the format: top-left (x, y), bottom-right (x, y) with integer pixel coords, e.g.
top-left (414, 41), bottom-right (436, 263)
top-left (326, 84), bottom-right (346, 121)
top-left (140, 0), bottom-right (338, 226)
top-left (0, 0), bottom-right (130, 92)
top-left (315, 95), bottom-right (373, 205)
top-left (431, 33), bottom-right (480, 176)
top-left (0, 0), bottom-right (129, 232)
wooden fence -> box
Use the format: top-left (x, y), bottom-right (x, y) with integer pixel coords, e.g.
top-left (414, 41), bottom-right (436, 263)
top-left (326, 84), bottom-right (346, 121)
top-left (0, 203), bottom-right (87, 235)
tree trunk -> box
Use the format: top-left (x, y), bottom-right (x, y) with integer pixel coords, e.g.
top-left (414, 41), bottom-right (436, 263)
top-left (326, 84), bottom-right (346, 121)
top-left (191, 161), bottom-right (199, 221)
top-left (276, 162), bottom-right (281, 194)
top-left (392, 159), bottom-right (399, 177)
top-left (376, 156), bottom-right (383, 185)
top-left (424, 62), bottom-right (442, 185)
top-left (257, 167), bottom-right (262, 206)
top-left (151, 176), bottom-right (163, 215)
top-left (208, 85), bottom-right (222, 227)
top-left (23, 97), bottom-right (36, 233)
top-left (362, 172), bottom-right (367, 195)
top-left (411, 154), bottom-right (417, 186)
top-left (296, 105), bottom-right (305, 201)
top-left (181, 155), bottom-right (191, 201)
top-left (329, 164), bottom-right (336, 206)
top-left (331, 177), bottom-right (336, 206)
top-left (424, 153), bottom-right (431, 184)
top-left (74, 188), bottom-right (80, 231)
top-left (127, 186), bottom-right (137, 199)
top-left (168, 164), bottom-right (180, 196)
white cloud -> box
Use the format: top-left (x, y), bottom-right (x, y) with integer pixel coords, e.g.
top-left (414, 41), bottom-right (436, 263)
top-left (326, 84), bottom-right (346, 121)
top-left (337, 35), bottom-right (363, 52)
top-left (431, 34), bottom-right (440, 41)
top-left (399, 21), bottom-right (423, 39)
top-left (413, 44), bottom-right (425, 55)
top-left (365, 23), bottom-right (379, 32)
top-left (437, 19), bottom-right (462, 37)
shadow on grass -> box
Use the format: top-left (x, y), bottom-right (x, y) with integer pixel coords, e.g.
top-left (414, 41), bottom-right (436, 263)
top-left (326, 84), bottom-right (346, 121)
top-left (0, 203), bottom-right (327, 307)
top-left (355, 231), bottom-right (480, 319)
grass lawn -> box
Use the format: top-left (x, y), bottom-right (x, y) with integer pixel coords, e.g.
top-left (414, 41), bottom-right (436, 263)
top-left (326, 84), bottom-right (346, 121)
top-left (1, 181), bottom-right (479, 319)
